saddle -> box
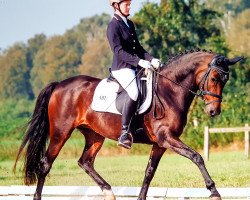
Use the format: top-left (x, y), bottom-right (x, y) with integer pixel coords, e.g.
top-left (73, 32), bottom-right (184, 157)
top-left (91, 68), bottom-right (154, 115)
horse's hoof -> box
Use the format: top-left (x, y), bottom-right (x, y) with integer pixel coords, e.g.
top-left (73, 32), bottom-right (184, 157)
top-left (103, 189), bottom-right (116, 200)
top-left (33, 195), bottom-right (41, 200)
top-left (210, 196), bottom-right (222, 200)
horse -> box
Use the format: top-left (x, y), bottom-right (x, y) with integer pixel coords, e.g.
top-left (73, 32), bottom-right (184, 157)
top-left (14, 50), bottom-right (243, 200)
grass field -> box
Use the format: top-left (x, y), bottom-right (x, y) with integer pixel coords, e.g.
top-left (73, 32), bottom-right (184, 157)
top-left (1, 150), bottom-right (249, 187)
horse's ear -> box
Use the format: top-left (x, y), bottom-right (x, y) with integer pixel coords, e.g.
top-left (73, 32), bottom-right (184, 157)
top-left (227, 56), bottom-right (244, 65)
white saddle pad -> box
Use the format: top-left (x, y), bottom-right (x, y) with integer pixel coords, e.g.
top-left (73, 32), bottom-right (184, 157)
top-left (91, 70), bottom-right (153, 115)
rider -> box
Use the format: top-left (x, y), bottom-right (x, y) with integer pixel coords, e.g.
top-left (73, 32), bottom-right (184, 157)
top-left (107, 0), bottom-right (160, 149)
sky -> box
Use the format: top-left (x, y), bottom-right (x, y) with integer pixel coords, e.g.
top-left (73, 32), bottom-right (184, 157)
top-left (0, 0), bottom-right (160, 50)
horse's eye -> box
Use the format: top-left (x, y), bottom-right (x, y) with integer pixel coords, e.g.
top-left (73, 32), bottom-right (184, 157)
top-left (216, 59), bottom-right (221, 65)
top-left (211, 77), bottom-right (218, 82)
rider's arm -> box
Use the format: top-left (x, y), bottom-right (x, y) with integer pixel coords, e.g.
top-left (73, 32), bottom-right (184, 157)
top-left (107, 21), bottom-right (141, 67)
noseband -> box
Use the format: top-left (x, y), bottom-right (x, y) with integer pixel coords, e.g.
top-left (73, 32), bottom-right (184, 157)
top-left (197, 56), bottom-right (229, 105)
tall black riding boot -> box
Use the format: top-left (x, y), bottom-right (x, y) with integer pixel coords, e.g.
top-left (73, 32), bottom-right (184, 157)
top-left (118, 97), bottom-right (137, 149)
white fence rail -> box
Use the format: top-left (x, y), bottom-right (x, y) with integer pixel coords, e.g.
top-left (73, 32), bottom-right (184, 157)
top-left (0, 186), bottom-right (250, 200)
top-left (204, 124), bottom-right (250, 161)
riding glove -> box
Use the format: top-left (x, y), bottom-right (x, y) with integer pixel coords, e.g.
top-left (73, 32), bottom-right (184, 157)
top-left (151, 58), bottom-right (161, 69)
top-left (138, 59), bottom-right (151, 69)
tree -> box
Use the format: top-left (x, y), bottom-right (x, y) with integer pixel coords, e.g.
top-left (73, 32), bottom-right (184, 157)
top-left (205, 0), bottom-right (250, 37)
top-left (133, 0), bottom-right (228, 60)
top-left (79, 37), bottom-right (112, 78)
top-left (205, 0), bottom-right (250, 15)
top-left (27, 34), bottom-right (47, 68)
top-left (30, 14), bottom-right (111, 96)
top-left (31, 35), bottom-right (82, 96)
top-left (0, 44), bottom-right (33, 99)
top-left (77, 14), bottom-right (112, 78)
top-left (77, 13), bottom-right (112, 78)
top-left (226, 9), bottom-right (250, 56)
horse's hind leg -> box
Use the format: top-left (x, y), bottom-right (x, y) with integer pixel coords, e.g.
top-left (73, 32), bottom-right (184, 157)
top-left (138, 145), bottom-right (166, 200)
top-left (34, 128), bottom-right (73, 200)
top-left (78, 128), bottom-right (115, 200)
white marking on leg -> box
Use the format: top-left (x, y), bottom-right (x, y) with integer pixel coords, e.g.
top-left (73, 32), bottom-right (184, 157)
top-left (210, 197), bottom-right (222, 200)
top-left (103, 189), bottom-right (116, 200)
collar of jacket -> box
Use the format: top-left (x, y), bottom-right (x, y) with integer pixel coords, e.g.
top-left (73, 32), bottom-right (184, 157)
top-left (114, 14), bottom-right (132, 30)
top-left (114, 14), bottom-right (124, 21)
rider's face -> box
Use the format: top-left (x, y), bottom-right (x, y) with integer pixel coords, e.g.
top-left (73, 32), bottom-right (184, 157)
top-left (119, 1), bottom-right (131, 16)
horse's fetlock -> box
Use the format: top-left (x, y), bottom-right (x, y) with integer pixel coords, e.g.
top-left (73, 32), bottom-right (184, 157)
top-left (102, 185), bottom-right (112, 191)
top-left (206, 180), bottom-right (215, 190)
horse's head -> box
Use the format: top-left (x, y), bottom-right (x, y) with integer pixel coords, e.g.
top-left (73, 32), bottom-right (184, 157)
top-left (196, 55), bottom-right (243, 117)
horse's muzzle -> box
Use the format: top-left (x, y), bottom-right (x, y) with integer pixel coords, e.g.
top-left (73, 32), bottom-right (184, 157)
top-left (205, 104), bottom-right (221, 117)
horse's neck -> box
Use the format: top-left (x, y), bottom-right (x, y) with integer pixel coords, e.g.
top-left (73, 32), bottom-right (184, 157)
top-left (176, 71), bottom-right (197, 114)
top-left (160, 58), bottom-right (201, 114)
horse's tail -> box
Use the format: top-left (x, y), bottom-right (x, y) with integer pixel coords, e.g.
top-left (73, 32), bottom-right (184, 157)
top-left (13, 81), bottom-right (58, 185)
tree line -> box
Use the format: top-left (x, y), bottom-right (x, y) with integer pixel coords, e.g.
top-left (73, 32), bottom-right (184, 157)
top-left (0, 0), bottom-right (249, 149)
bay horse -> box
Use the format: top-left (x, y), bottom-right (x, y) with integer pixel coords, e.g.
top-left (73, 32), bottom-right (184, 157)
top-left (14, 50), bottom-right (242, 200)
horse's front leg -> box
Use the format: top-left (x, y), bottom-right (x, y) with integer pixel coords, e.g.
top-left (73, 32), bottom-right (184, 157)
top-left (162, 136), bottom-right (221, 200)
top-left (138, 144), bottom-right (166, 200)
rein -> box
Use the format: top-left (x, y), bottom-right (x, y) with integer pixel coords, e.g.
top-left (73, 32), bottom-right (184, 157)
top-left (152, 67), bottom-right (165, 119)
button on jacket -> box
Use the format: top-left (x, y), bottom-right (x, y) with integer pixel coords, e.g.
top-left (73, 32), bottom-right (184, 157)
top-left (107, 14), bottom-right (153, 71)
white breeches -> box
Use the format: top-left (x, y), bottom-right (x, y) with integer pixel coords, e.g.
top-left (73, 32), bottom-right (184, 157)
top-left (112, 68), bottom-right (139, 101)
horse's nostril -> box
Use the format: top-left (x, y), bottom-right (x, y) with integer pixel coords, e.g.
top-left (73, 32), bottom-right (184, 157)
top-left (210, 110), bottom-right (216, 116)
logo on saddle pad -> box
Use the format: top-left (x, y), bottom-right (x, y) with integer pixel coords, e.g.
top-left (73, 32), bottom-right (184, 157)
top-left (99, 95), bottom-right (107, 101)
top-left (91, 70), bottom-right (153, 115)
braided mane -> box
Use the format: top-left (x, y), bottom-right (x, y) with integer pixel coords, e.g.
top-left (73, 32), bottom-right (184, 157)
top-left (164, 48), bottom-right (214, 66)
top-left (161, 48), bottom-right (217, 82)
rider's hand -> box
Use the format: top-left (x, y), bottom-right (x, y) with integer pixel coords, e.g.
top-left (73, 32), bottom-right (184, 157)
top-left (138, 59), bottom-right (151, 69)
top-left (151, 58), bottom-right (161, 69)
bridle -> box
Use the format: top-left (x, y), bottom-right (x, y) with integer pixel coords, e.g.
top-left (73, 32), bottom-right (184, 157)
top-left (152, 55), bottom-right (229, 117)
top-left (196, 56), bottom-right (229, 105)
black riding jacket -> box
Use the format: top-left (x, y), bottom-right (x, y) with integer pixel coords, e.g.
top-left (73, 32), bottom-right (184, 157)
top-left (107, 14), bottom-right (153, 71)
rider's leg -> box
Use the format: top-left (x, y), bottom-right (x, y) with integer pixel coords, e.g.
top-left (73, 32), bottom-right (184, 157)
top-left (112, 68), bottom-right (138, 149)
top-left (118, 96), bottom-right (137, 149)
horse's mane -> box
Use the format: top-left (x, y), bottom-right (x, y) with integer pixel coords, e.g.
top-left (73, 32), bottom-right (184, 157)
top-left (164, 48), bottom-right (214, 67)
top-left (162, 48), bottom-right (216, 81)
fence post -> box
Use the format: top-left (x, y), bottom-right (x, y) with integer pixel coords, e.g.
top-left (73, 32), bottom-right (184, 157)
top-left (245, 124), bottom-right (249, 159)
top-left (204, 126), bottom-right (209, 161)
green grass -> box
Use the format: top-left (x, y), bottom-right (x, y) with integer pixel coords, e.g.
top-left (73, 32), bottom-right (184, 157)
top-left (1, 151), bottom-right (249, 187)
